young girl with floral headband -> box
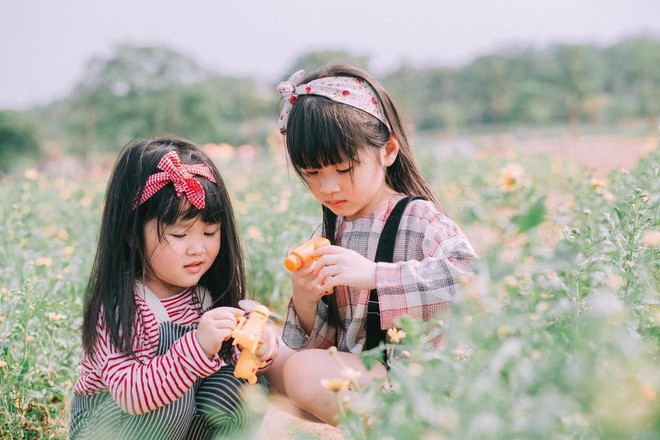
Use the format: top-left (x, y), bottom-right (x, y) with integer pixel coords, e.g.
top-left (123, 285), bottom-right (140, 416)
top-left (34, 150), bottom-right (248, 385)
top-left (271, 65), bottom-right (476, 425)
top-left (70, 136), bottom-right (279, 439)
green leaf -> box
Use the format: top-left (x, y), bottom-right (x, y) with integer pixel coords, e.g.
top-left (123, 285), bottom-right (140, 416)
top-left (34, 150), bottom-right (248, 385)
top-left (512, 196), bottom-right (547, 234)
top-left (614, 206), bottom-right (625, 223)
top-left (360, 346), bottom-right (385, 370)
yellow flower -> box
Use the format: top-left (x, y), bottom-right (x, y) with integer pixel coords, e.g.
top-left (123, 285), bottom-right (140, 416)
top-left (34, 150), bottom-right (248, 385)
top-left (24, 169), bottom-right (39, 180)
top-left (499, 163), bottom-right (525, 191)
top-left (387, 327), bottom-right (406, 344)
top-left (0, 360), bottom-right (7, 369)
top-left (590, 178), bottom-right (606, 194)
top-left (321, 378), bottom-right (348, 393)
top-left (327, 346), bottom-right (338, 355)
top-left (35, 257), bottom-right (53, 267)
top-left (57, 230), bottom-right (69, 241)
top-left (641, 230), bottom-right (660, 248)
top-left (341, 368), bottom-right (363, 382)
top-left (47, 312), bottom-right (65, 323)
top-left (0, 315), bottom-right (4, 323)
top-left (64, 246), bottom-right (75, 256)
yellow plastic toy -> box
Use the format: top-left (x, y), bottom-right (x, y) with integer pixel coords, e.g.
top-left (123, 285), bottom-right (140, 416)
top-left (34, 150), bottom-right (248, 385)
top-left (284, 236), bottom-right (331, 271)
top-left (232, 304), bottom-right (270, 384)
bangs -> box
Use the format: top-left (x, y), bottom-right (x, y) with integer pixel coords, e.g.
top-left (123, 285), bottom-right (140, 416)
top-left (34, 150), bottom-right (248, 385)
top-left (286, 96), bottom-right (372, 171)
top-left (142, 175), bottom-right (225, 228)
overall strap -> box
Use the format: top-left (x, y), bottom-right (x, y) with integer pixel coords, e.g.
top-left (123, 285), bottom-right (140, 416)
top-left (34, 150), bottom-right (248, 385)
top-left (364, 195), bottom-right (424, 351)
top-left (136, 282), bottom-right (171, 324)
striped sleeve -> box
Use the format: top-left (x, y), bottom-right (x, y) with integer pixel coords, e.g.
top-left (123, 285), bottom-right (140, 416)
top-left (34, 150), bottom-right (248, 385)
top-left (97, 303), bottom-right (224, 415)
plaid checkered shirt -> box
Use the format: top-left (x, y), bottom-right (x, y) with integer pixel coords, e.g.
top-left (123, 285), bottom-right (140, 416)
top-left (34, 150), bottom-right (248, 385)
top-left (282, 194), bottom-right (476, 353)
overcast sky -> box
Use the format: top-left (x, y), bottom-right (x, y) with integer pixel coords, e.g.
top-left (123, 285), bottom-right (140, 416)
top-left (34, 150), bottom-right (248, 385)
top-left (1, 0), bottom-right (659, 109)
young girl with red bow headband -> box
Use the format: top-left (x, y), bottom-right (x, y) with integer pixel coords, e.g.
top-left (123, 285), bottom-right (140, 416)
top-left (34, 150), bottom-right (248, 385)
top-left (71, 136), bottom-right (279, 439)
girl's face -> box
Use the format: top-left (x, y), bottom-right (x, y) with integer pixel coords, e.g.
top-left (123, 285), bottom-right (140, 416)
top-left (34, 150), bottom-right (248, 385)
top-left (143, 215), bottom-right (221, 298)
top-left (300, 142), bottom-right (398, 221)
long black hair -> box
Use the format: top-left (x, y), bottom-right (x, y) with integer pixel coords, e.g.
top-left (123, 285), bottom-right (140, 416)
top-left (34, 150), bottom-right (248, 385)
top-left (283, 64), bottom-right (440, 333)
top-left (81, 136), bottom-right (246, 362)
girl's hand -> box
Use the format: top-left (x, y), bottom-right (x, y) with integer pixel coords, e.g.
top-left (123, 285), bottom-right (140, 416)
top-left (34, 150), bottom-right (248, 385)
top-left (291, 261), bottom-right (330, 305)
top-left (291, 261), bottom-right (329, 335)
top-left (255, 325), bottom-right (279, 363)
top-left (196, 307), bottom-right (244, 358)
top-left (312, 245), bottom-right (377, 291)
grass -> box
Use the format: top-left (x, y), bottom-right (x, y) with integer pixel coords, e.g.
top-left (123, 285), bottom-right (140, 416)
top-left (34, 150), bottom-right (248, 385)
top-left (0, 138), bottom-right (658, 439)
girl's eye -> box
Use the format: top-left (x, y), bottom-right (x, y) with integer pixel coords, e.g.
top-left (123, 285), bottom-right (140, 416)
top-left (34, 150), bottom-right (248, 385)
top-left (337, 167), bottom-right (352, 174)
top-left (204, 230), bottom-right (219, 237)
top-left (301, 169), bottom-right (319, 177)
top-left (169, 233), bottom-right (186, 239)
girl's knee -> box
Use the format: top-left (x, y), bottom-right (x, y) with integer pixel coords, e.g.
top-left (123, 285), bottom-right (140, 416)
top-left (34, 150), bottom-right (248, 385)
top-left (282, 350), bottom-right (331, 405)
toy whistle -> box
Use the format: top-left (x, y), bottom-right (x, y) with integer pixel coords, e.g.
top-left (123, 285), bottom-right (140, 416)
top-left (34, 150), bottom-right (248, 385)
top-left (283, 236), bottom-right (331, 271)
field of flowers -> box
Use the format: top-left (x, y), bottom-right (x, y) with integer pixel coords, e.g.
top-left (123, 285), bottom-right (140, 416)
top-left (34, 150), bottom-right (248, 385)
top-left (0, 137), bottom-right (657, 439)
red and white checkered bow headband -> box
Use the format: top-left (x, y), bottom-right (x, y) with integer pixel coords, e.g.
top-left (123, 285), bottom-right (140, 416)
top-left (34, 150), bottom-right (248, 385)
top-left (136, 151), bottom-right (217, 210)
top-left (277, 69), bottom-right (391, 135)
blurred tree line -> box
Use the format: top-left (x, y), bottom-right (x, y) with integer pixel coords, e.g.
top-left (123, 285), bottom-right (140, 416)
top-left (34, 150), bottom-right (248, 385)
top-left (1, 36), bottom-right (658, 169)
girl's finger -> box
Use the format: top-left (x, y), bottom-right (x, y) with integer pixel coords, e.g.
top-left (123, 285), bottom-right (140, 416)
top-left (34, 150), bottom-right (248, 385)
top-left (312, 245), bottom-right (342, 257)
top-left (208, 307), bottom-right (244, 320)
top-left (217, 329), bottom-right (233, 341)
top-left (316, 264), bottom-right (341, 281)
top-left (213, 318), bottom-right (241, 329)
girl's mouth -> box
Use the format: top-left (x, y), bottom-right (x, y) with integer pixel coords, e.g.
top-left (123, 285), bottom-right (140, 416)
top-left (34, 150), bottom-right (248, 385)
top-left (184, 262), bottom-right (204, 274)
top-left (326, 200), bottom-right (346, 208)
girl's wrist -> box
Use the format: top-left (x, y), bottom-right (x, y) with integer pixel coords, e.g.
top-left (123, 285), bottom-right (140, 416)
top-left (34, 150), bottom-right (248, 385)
top-left (292, 295), bottom-right (318, 314)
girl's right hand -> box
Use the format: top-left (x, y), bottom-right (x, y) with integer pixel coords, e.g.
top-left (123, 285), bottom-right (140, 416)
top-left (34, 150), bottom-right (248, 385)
top-left (291, 262), bottom-right (328, 306)
top-left (196, 307), bottom-right (244, 358)
top-left (291, 262), bottom-right (329, 334)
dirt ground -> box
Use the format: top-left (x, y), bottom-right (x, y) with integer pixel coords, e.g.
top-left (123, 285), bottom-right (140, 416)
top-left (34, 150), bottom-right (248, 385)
top-left (253, 132), bottom-right (657, 439)
top-left (255, 393), bottom-right (343, 439)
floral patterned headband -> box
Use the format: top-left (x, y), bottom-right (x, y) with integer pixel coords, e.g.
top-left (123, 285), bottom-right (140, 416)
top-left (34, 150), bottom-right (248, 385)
top-left (135, 151), bottom-right (217, 210)
top-left (277, 69), bottom-right (391, 135)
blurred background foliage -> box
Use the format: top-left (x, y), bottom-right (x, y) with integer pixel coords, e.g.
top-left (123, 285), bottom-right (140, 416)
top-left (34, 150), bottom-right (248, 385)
top-left (0, 36), bottom-right (658, 173)
top-left (0, 34), bottom-right (658, 439)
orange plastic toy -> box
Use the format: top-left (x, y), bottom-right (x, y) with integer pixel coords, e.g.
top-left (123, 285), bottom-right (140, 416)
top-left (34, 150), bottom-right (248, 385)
top-left (231, 305), bottom-right (270, 384)
top-left (284, 236), bottom-right (331, 271)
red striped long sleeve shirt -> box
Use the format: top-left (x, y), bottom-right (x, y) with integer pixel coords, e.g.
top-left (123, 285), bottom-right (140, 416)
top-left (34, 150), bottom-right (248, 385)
top-left (73, 286), bottom-right (229, 415)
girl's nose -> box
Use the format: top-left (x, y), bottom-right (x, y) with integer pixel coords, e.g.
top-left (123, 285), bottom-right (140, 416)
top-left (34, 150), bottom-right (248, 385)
top-left (186, 240), bottom-right (205, 256)
top-left (319, 174), bottom-right (340, 194)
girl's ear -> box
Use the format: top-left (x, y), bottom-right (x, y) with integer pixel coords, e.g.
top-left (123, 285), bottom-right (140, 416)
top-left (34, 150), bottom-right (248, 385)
top-left (382, 133), bottom-right (400, 167)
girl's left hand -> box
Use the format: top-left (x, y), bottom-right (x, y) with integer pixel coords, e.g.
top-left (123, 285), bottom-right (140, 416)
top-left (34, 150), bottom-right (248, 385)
top-left (255, 325), bottom-right (279, 363)
top-left (312, 245), bottom-right (377, 291)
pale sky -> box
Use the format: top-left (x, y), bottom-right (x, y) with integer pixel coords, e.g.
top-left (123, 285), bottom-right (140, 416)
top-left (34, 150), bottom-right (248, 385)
top-left (1, 0), bottom-right (659, 109)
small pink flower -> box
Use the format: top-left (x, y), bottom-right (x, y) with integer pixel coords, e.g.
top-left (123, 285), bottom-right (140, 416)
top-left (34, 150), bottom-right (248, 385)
top-left (342, 90), bottom-right (350, 96)
top-left (289, 96), bottom-right (297, 103)
top-left (305, 86), bottom-right (312, 93)
top-left (371, 97), bottom-right (378, 105)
